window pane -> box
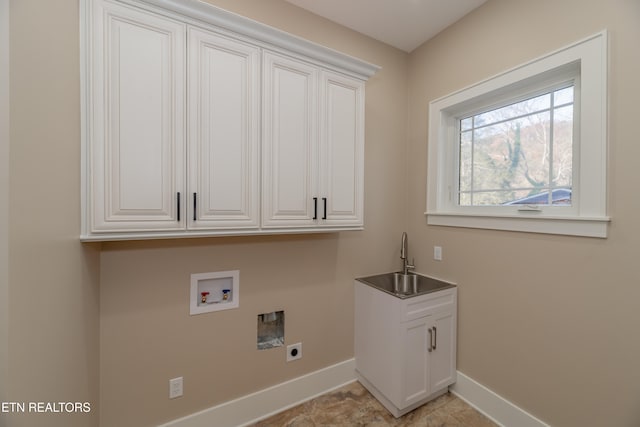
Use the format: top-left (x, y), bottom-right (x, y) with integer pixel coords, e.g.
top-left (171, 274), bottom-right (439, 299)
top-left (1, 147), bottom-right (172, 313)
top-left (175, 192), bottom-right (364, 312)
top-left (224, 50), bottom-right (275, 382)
top-left (517, 112), bottom-right (551, 188)
top-left (471, 113), bottom-right (550, 193)
top-left (554, 86), bottom-right (574, 106)
top-left (474, 92), bottom-right (550, 128)
top-left (473, 191), bottom-right (509, 206)
top-left (461, 117), bottom-right (472, 131)
top-left (472, 125), bottom-right (502, 192)
top-left (459, 192), bottom-right (471, 206)
top-left (473, 189), bottom-right (544, 206)
top-left (459, 130), bottom-right (472, 192)
top-left (553, 105), bottom-right (573, 189)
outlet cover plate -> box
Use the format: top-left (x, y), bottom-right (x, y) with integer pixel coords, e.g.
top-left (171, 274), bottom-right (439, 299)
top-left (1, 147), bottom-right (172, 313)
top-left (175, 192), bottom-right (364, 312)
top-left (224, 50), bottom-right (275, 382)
top-left (169, 377), bottom-right (183, 399)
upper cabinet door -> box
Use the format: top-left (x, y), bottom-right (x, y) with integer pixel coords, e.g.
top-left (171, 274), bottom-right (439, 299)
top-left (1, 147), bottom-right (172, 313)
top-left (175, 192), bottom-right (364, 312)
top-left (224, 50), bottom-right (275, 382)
top-left (262, 52), bottom-right (318, 228)
top-left (188, 28), bottom-right (260, 229)
top-left (319, 72), bottom-right (365, 227)
top-left (90, 1), bottom-right (185, 232)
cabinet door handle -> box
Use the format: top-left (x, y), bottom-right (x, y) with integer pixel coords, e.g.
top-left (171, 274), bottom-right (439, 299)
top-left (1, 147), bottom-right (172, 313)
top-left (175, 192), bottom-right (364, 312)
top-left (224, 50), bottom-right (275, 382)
top-left (433, 326), bottom-right (437, 351)
top-left (322, 197), bottom-right (327, 220)
top-left (313, 197), bottom-right (318, 220)
top-left (428, 328), bottom-right (433, 353)
top-left (177, 192), bottom-right (181, 222)
top-left (193, 193), bottom-right (197, 221)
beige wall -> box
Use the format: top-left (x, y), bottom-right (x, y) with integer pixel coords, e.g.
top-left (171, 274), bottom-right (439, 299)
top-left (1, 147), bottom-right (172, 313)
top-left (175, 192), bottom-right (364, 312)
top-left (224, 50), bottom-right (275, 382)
top-left (407, 0), bottom-right (640, 426)
top-left (1, 0), bottom-right (9, 423)
top-left (98, 1), bottom-right (409, 425)
top-left (7, 1), bottom-right (101, 426)
top-left (9, 0), bottom-right (640, 426)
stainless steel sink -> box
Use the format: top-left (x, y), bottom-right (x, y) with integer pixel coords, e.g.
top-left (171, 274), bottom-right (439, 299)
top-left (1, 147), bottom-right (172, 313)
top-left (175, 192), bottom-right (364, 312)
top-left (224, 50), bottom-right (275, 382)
top-left (356, 272), bottom-right (455, 298)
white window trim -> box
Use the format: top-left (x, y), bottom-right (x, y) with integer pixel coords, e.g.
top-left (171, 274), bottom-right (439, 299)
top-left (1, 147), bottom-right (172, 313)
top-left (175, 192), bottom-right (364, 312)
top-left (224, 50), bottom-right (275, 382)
top-left (426, 31), bottom-right (609, 238)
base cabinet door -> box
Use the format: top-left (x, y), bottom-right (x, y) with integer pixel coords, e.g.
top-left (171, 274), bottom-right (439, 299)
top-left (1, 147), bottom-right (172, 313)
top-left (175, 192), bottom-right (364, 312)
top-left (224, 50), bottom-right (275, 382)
top-left (90, 0), bottom-right (186, 232)
top-left (401, 312), bottom-right (455, 408)
top-left (429, 310), bottom-right (457, 392)
top-left (188, 27), bottom-right (260, 230)
top-left (401, 317), bottom-right (430, 408)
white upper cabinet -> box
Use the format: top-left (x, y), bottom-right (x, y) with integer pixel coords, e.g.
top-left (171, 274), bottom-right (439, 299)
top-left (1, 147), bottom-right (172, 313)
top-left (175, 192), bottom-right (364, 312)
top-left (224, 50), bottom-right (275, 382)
top-left (188, 28), bottom-right (260, 230)
top-left (81, 0), bottom-right (378, 241)
top-left (262, 51), bottom-right (319, 228)
top-left (262, 55), bottom-right (364, 229)
top-left (319, 71), bottom-right (364, 227)
top-left (89, 0), bottom-right (185, 232)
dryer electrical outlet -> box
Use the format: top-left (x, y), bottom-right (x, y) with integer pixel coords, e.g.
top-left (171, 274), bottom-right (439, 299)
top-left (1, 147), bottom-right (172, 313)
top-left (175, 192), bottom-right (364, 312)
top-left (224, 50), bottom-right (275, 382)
top-left (287, 343), bottom-right (302, 362)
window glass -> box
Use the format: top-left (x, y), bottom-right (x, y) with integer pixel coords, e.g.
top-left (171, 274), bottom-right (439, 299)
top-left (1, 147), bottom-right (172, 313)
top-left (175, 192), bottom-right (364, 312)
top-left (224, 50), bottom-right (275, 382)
top-left (458, 86), bottom-right (573, 207)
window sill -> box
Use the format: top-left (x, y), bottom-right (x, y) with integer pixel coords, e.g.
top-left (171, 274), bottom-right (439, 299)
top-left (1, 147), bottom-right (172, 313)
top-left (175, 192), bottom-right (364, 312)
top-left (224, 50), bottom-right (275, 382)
top-left (425, 212), bottom-right (610, 238)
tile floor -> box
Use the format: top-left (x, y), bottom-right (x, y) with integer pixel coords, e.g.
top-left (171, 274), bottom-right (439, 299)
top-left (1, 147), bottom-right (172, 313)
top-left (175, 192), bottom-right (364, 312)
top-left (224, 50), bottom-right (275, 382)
top-left (251, 380), bottom-right (498, 426)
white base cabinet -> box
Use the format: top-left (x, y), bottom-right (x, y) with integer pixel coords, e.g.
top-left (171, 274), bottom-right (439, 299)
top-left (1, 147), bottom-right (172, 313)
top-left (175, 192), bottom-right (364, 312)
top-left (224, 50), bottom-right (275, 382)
top-left (81, 0), bottom-right (378, 241)
top-left (354, 280), bottom-right (457, 417)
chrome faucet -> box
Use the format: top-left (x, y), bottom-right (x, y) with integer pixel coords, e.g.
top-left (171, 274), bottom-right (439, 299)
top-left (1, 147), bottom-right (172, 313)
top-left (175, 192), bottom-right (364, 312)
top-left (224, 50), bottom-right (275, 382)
top-left (400, 232), bottom-right (415, 275)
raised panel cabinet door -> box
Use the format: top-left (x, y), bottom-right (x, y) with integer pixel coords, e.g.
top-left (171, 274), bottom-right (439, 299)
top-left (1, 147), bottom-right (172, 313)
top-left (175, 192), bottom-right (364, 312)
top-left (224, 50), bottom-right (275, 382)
top-left (188, 28), bottom-right (260, 229)
top-left (401, 317), bottom-right (431, 408)
top-left (429, 309), bottom-right (457, 392)
top-left (91, 0), bottom-right (185, 232)
top-left (262, 51), bottom-right (318, 227)
top-left (319, 72), bottom-right (365, 227)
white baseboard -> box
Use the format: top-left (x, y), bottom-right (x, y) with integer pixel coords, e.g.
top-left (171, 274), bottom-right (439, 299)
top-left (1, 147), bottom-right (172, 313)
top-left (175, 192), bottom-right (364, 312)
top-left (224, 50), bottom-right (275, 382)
top-left (160, 359), bottom-right (356, 427)
top-left (161, 363), bottom-right (550, 427)
top-left (450, 371), bottom-right (550, 427)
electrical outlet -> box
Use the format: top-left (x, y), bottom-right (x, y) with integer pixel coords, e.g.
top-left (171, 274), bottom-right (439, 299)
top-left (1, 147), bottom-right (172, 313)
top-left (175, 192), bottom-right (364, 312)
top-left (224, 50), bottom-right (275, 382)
top-left (169, 376), bottom-right (183, 399)
top-left (434, 246), bottom-right (443, 261)
top-left (287, 342), bottom-right (302, 362)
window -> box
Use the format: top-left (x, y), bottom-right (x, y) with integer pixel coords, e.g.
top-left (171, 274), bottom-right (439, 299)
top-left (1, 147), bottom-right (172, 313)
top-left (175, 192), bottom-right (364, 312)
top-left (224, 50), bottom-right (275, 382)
top-left (427, 32), bottom-right (608, 238)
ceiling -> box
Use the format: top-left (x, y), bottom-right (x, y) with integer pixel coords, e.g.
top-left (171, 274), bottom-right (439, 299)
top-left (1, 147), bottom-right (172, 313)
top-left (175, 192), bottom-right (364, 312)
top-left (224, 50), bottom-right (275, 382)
top-left (284, 0), bottom-right (487, 53)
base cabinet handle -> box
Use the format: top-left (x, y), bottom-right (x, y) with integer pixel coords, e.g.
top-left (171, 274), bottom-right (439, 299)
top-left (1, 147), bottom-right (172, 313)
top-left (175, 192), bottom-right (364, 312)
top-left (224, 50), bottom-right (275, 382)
top-left (433, 326), bottom-right (437, 350)
top-left (428, 328), bottom-right (433, 352)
